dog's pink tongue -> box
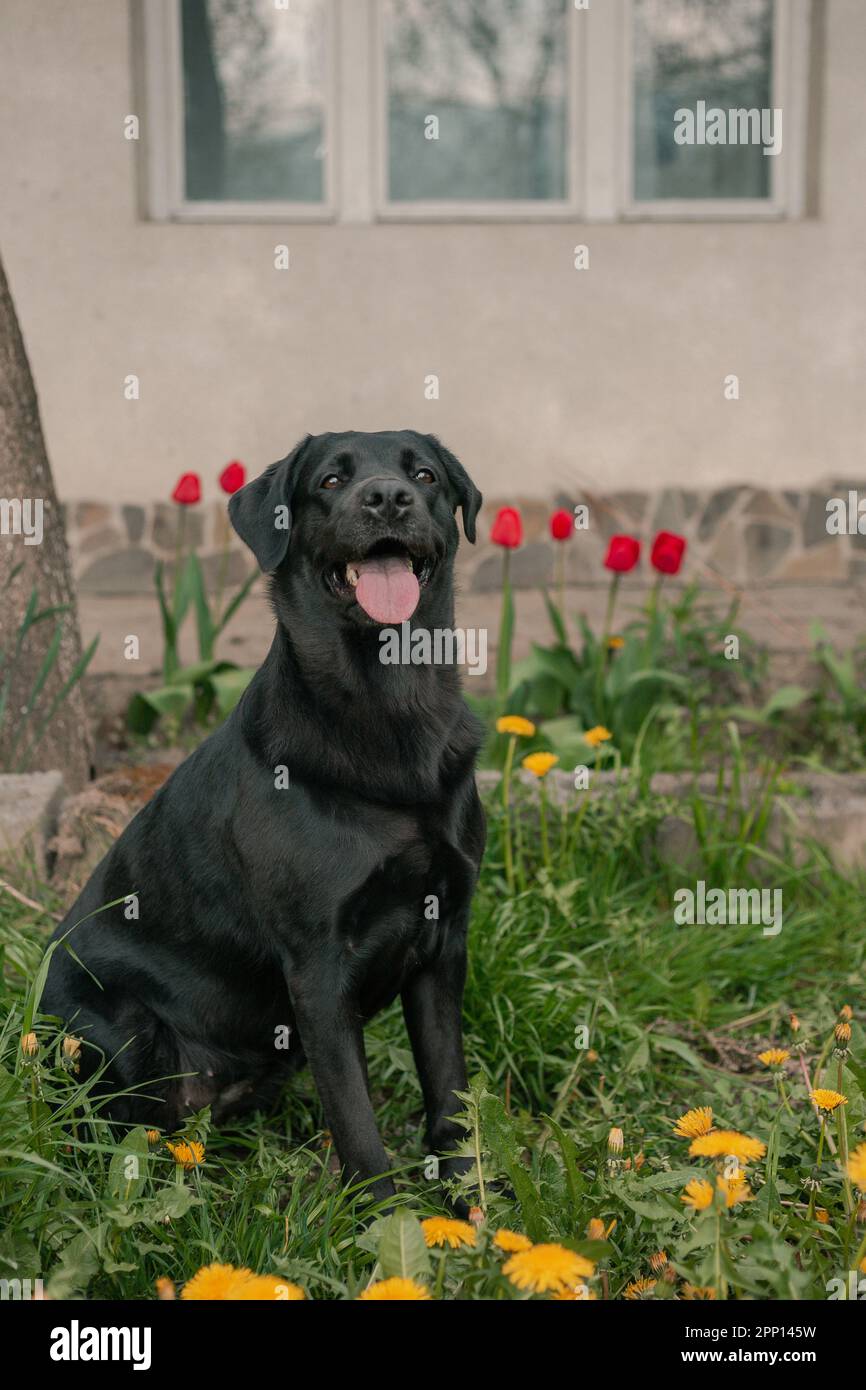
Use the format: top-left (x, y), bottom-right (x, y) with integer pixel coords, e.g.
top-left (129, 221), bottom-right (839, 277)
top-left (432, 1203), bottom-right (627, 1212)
top-left (354, 557), bottom-right (420, 624)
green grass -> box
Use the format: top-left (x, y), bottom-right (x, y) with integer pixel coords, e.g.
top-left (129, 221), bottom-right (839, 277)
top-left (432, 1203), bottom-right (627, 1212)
top-left (1, 775), bottom-right (865, 1301)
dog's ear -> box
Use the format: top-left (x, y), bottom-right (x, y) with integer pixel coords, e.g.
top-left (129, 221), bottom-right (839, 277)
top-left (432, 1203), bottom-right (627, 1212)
top-left (425, 436), bottom-right (482, 543)
top-left (228, 435), bottom-right (312, 572)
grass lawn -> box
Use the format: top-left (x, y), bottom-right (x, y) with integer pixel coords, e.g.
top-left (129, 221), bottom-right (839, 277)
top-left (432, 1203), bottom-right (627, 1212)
top-left (1, 773), bottom-right (865, 1301)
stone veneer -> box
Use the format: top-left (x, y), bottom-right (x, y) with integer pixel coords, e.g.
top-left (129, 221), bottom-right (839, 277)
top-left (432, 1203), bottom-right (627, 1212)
top-left (63, 484), bottom-right (863, 596)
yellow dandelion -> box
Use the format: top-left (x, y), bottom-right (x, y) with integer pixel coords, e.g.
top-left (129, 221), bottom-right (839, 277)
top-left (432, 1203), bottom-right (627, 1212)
top-left (20, 1032), bottom-right (38, 1057)
top-left (552, 1283), bottom-right (596, 1300)
top-left (586, 1049), bottom-right (599, 1062)
top-left (358, 1278), bottom-right (431, 1301)
top-left (522, 751), bottom-right (559, 779)
top-left (166, 1139), bottom-right (205, 1169)
top-left (689, 1131), bottom-right (766, 1162)
top-left (62, 1036), bottom-right (81, 1060)
top-left (649, 1251), bottom-right (668, 1272)
top-left (585, 1218), bottom-right (605, 1241)
top-left (607, 636), bottom-right (625, 650)
top-left (181, 1263), bottom-right (253, 1300)
top-left (493, 1229), bottom-right (532, 1254)
top-left (681, 1178), bottom-right (714, 1211)
top-left (607, 1126), bottom-right (624, 1154)
top-left (584, 725), bottom-right (613, 748)
top-left (504, 1244), bottom-right (595, 1295)
top-left (839, 1005), bottom-right (853, 1020)
top-left (758, 1048), bottom-right (790, 1068)
top-left (155, 1277), bottom-right (176, 1300)
top-left (496, 715), bottom-right (536, 738)
top-left (146, 1129), bottom-right (161, 1145)
top-left (234, 1276), bottom-right (305, 1301)
top-left (681, 1284), bottom-right (717, 1300)
top-left (673, 1106), bottom-right (713, 1139)
top-left (847, 1142), bottom-right (866, 1192)
top-left (421, 1216), bottom-right (476, 1250)
top-left (811, 1089), bottom-right (847, 1113)
top-left (835, 1022), bottom-right (852, 1043)
top-left (624, 1277), bottom-right (656, 1300)
top-left (717, 1174), bottom-right (754, 1208)
top-left (815, 1208), bottom-right (830, 1224)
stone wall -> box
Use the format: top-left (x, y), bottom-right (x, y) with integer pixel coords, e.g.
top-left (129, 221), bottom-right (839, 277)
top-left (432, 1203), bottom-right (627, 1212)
top-left (65, 483), bottom-right (861, 596)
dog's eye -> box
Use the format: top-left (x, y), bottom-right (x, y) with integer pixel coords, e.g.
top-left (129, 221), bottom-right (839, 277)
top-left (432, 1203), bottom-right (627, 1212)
top-left (414, 467), bottom-right (435, 485)
top-left (321, 474), bottom-right (342, 490)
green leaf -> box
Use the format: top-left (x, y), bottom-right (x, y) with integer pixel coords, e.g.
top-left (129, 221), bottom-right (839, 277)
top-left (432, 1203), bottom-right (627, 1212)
top-left (214, 567), bottom-right (259, 635)
top-left (109, 1127), bottom-right (150, 1202)
top-left (479, 1093), bottom-right (547, 1242)
top-left (376, 1210), bottom-right (432, 1282)
top-left (127, 684), bottom-right (192, 735)
top-left (209, 666), bottom-right (255, 717)
top-left (542, 1116), bottom-right (585, 1222)
top-left (761, 685), bottom-right (810, 718)
top-left (541, 589), bottom-right (568, 645)
top-left (46, 1229), bottom-right (102, 1300)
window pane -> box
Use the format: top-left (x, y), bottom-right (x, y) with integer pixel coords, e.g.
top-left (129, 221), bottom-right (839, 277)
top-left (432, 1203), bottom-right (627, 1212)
top-left (384, 0), bottom-right (568, 203)
top-left (181, 0), bottom-right (327, 203)
top-left (633, 0), bottom-right (774, 201)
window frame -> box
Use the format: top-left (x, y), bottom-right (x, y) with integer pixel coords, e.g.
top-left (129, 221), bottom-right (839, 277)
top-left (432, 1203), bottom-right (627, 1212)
top-left (143, 0), bottom-right (339, 222)
top-left (142, 0), bottom-right (811, 224)
top-left (373, 0), bottom-right (584, 222)
top-left (620, 0), bottom-right (811, 221)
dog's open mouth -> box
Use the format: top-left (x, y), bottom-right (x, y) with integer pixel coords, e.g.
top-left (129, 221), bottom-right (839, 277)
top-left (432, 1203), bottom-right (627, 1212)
top-left (325, 539), bottom-right (435, 623)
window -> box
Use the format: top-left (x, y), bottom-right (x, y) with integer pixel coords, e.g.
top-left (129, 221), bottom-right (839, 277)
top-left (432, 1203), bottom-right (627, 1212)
top-left (142, 0), bottom-right (810, 222)
top-left (181, 0), bottom-right (329, 204)
top-left (382, 0), bottom-right (570, 206)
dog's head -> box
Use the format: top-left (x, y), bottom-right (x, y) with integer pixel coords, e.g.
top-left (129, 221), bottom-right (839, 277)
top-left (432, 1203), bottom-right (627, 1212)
top-left (229, 431), bottom-right (481, 628)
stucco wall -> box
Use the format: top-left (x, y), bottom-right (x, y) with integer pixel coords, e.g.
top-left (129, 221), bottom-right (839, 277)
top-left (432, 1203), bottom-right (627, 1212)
top-left (1, 0), bottom-right (865, 507)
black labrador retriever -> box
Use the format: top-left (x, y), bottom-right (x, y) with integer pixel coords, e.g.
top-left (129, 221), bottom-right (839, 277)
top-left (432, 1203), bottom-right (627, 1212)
top-left (42, 430), bottom-right (486, 1206)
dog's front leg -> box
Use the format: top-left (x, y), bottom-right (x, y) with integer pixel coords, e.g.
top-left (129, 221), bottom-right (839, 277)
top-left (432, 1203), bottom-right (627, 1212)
top-left (285, 969), bottom-right (395, 1205)
top-left (401, 947), bottom-right (472, 1193)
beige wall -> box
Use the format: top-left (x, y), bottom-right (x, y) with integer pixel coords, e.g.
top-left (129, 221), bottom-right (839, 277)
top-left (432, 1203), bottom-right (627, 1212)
top-left (1, 0), bottom-right (865, 507)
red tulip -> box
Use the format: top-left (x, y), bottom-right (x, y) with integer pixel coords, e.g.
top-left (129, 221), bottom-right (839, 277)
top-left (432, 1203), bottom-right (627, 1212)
top-left (491, 506), bottom-right (522, 549)
top-left (650, 530), bottom-right (686, 575)
top-left (219, 460), bottom-right (246, 495)
top-left (549, 508), bottom-right (573, 541)
top-left (171, 473), bottom-right (201, 505)
top-left (604, 535), bottom-right (640, 573)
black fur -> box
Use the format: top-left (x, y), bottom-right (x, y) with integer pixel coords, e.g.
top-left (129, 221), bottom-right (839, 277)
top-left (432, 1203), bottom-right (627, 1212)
top-left (42, 430), bottom-right (485, 1205)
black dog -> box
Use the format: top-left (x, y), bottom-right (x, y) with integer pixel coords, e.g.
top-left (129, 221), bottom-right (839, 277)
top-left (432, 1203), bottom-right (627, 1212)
top-left (42, 431), bottom-right (486, 1205)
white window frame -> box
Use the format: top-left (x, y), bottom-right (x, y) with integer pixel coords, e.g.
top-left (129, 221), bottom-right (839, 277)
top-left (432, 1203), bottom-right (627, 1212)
top-left (619, 0), bottom-right (811, 221)
top-left (143, 0), bottom-right (339, 222)
top-left (142, 0), bottom-right (811, 224)
top-left (373, 0), bottom-right (584, 222)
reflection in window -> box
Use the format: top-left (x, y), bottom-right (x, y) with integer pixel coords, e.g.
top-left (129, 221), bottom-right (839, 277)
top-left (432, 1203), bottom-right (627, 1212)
top-left (383, 0), bottom-right (568, 202)
top-left (181, 0), bottom-right (327, 202)
top-left (633, 0), bottom-right (774, 201)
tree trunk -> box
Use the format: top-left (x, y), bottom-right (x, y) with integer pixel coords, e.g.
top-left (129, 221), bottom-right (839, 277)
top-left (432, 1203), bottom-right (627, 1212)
top-left (0, 250), bottom-right (92, 789)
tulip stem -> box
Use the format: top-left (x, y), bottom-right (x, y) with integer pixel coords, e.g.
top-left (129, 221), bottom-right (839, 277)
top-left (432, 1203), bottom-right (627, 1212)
top-left (496, 550), bottom-right (514, 708)
top-left (556, 547), bottom-right (567, 634)
top-left (595, 574), bottom-right (620, 721)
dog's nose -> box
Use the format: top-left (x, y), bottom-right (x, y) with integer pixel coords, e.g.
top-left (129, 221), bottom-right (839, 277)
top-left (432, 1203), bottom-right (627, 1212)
top-left (359, 478), bottom-right (415, 523)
